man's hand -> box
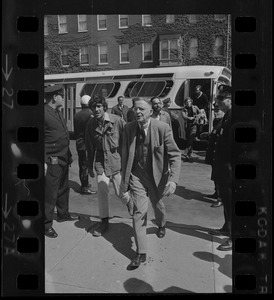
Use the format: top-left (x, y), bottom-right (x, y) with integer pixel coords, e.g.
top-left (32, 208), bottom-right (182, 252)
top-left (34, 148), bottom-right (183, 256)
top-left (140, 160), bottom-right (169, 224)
top-left (162, 181), bottom-right (176, 197)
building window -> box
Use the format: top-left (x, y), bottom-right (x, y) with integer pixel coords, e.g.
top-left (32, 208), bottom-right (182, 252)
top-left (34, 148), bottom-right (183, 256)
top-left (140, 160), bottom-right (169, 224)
top-left (78, 15), bottom-right (87, 32)
top-left (120, 44), bottom-right (129, 64)
top-left (214, 14), bottom-right (226, 21)
top-left (44, 50), bottom-right (49, 68)
top-left (79, 47), bottom-right (89, 65)
top-left (98, 43), bottom-right (108, 64)
top-left (166, 15), bottom-right (175, 24)
top-left (61, 48), bottom-right (69, 66)
top-left (44, 16), bottom-right (48, 35)
top-left (119, 15), bottom-right (129, 28)
top-left (189, 38), bottom-right (198, 58)
top-left (142, 15), bottom-right (152, 27)
top-left (97, 15), bottom-right (107, 30)
top-left (58, 15), bottom-right (68, 34)
top-left (142, 42), bottom-right (153, 62)
top-left (160, 39), bottom-right (178, 60)
top-left (213, 37), bottom-right (224, 56)
top-left (188, 15), bottom-right (199, 23)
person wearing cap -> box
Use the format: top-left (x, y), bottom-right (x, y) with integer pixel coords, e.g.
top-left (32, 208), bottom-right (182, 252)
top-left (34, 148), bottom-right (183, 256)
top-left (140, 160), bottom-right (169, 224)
top-left (85, 94), bottom-right (126, 237)
top-left (150, 97), bottom-right (172, 127)
top-left (73, 95), bottom-right (96, 195)
top-left (44, 85), bottom-right (78, 238)
top-left (208, 84), bottom-right (232, 251)
top-left (120, 97), bottom-right (181, 268)
top-left (181, 97), bottom-right (201, 162)
top-left (111, 95), bottom-right (129, 122)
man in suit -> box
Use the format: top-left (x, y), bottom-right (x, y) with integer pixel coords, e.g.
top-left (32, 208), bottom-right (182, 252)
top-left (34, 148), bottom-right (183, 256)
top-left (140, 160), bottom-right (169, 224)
top-left (44, 85), bottom-right (78, 238)
top-left (208, 84), bottom-right (232, 251)
top-left (73, 95), bottom-right (96, 195)
top-left (111, 95), bottom-right (129, 122)
top-left (150, 96), bottom-right (172, 127)
top-left (120, 97), bottom-right (181, 268)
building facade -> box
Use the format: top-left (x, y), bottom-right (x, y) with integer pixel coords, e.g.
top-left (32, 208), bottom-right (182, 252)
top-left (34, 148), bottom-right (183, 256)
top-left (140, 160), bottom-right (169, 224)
top-left (44, 14), bottom-right (231, 74)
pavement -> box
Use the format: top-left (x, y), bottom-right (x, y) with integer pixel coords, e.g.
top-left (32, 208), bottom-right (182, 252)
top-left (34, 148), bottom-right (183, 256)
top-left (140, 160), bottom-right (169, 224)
top-left (45, 140), bottom-right (232, 294)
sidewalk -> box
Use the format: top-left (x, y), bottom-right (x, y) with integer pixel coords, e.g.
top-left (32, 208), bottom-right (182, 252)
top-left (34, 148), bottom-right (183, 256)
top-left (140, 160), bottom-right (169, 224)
top-left (45, 215), bottom-right (232, 294)
top-left (45, 143), bottom-right (232, 294)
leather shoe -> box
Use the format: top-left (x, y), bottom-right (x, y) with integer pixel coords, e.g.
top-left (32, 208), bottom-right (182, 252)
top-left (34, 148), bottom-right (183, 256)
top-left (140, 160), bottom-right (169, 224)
top-left (128, 254), bottom-right (146, 268)
top-left (210, 200), bottom-right (223, 208)
top-left (57, 214), bottom-right (79, 222)
top-left (45, 227), bottom-right (58, 238)
top-left (157, 226), bottom-right (166, 238)
top-left (81, 187), bottom-right (96, 195)
top-left (208, 228), bottom-right (229, 236)
top-left (204, 191), bottom-right (218, 199)
top-left (217, 239), bottom-right (232, 251)
top-left (92, 220), bottom-right (109, 237)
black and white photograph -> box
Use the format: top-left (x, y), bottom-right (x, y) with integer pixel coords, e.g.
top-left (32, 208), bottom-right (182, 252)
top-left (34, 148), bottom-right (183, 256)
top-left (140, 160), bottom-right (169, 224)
top-left (2, 0), bottom-right (272, 296)
top-left (44, 14), bottom-right (233, 293)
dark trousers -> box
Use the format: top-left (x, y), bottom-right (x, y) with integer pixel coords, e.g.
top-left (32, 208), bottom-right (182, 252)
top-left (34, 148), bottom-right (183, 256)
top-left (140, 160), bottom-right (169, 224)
top-left (218, 177), bottom-right (232, 237)
top-left (45, 164), bottom-right (70, 230)
top-left (77, 150), bottom-right (89, 188)
top-left (184, 124), bottom-right (197, 157)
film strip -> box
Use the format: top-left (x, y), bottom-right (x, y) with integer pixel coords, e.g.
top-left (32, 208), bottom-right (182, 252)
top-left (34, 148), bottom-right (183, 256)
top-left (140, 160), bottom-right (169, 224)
top-left (1, 0), bottom-right (272, 295)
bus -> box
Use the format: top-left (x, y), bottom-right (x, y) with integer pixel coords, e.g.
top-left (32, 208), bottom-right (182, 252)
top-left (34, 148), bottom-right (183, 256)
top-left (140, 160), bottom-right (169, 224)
top-left (44, 65), bottom-right (231, 145)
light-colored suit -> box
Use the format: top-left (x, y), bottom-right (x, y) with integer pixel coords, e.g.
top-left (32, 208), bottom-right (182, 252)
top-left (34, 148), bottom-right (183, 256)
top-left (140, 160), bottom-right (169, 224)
top-left (121, 118), bottom-right (181, 253)
top-left (151, 110), bottom-right (172, 128)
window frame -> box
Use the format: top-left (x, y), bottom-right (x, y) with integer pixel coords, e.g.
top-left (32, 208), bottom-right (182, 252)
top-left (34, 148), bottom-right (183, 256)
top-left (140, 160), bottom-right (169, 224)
top-left (142, 42), bottom-right (153, 62)
top-left (98, 43), bottom-right (108, 65)
top-left (119, 44), bottom-right (130, 64)
top-left (58, 15), bottom-right (68, 34)
top-left (142, 15), bottom-right (152, 27)
top-left (119, 15), bottom-right (129, 29)
top-left (214, 14), bottom-right (226, 21)
top-left (78, 15), bottom-right (88, 32)
top-left (79, 46), bottom-right (89, 66)
top-left (60, 48), bottom-right (69, 67)
top-left (166, 15), bottom-right (175, 24)
top-left (97, 15), bottom-right (107, 31)
top-left (160, 39), bottom-right (178, 60)
top-left (188, 15), bottom-right (199, 23)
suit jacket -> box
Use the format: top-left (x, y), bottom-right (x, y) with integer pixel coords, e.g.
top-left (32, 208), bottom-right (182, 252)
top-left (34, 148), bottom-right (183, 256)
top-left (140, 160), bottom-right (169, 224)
top-left (121, 118), bottom-right (181, 195)
top-left (151, 110), bottom-right (172, 127)
top-left (73, 107), bottom-right (93, 151)
top-left (44, 104), bottom-right (71, 166)
top-left (111, 104), bottom-right (129, 122)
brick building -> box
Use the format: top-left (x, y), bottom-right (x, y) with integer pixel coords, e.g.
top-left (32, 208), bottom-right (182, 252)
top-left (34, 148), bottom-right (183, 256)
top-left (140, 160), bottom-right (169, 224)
top-left (44, 14), bottom-right (231, 74)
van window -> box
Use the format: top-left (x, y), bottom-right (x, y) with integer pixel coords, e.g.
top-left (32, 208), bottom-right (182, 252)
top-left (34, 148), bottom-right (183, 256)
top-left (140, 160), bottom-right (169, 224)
top-left (158, 80), bottom-right (173, 97)
top-left (80, 82), bottom-right (120, 98)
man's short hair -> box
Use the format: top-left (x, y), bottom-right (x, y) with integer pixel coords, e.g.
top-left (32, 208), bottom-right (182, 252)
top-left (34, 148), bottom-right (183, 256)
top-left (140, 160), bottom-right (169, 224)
top-left (217, 84), bottom-right (232, 100)
top-left (184, 96), bottom-right (193, 103)
top-left (89, 94), bottom-right (108, 111)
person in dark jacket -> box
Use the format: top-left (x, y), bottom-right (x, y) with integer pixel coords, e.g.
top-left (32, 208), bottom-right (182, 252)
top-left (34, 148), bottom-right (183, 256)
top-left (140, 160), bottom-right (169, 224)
top-left (73, 95), bottom-right (96, 195)
top-left (44, 85), bottom-right (78, 238)
top-left (111, 95), bottom-right (129, 122)
top-left (208, 84), bottom-right (232, 251)
top-left (204, 103), bottom-right (224, 207)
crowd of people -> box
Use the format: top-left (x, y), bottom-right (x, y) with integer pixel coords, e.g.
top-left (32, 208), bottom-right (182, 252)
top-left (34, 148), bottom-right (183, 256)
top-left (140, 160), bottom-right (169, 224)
top-left (44, 83), bottom-right (232, 267)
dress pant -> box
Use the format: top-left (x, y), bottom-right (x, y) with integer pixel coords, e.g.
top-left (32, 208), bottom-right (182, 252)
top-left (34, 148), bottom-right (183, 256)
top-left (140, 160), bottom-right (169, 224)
top-left (218, 168), bottom-right (232, 235)
top-left (77, 150), bottom-right (89, 188)
top-left (129, 163), bottom-right (166, 254)
top-left (45, 164), bottom-right (70, 230)
top-left (184, 124), bottom-right (197, 157)
top-left (97, 171), bottom-right (121, 219)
